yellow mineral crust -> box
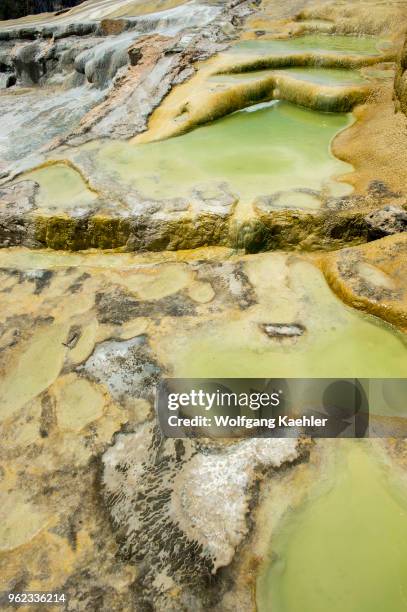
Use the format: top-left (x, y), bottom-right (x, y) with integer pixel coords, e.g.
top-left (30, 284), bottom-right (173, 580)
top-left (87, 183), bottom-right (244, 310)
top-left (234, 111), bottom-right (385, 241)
top-left (321, 233), bottom-right (407, 331)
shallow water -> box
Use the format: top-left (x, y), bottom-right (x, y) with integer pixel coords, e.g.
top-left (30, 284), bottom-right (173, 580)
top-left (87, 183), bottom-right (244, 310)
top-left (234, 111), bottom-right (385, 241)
top-left (210, 67), bottom-right (366, 86)
top-left (276, 67), bottom-right (367, 85)
top-left (171, 313), bottom-right (407, 378)
top-left (163, 259), bottom-right (407, 379)
top-left (257, 441), bottom-right (407, 612)
top-left (94, 100), bottom-right (351, 204)
top-left (229, 35), bottom-right (383, 57)
top-left (23, 163), bottom-right (97, 212)
top-left (362, 65), bottom-right (395, 80)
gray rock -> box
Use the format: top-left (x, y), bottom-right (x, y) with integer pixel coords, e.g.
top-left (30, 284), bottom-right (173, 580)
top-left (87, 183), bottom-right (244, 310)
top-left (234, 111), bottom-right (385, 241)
top-left (74, 30), bottom-right (140, 87)
top-left (261, 323), bottom-right (306, 339)
top-left (102, 423), bottom-right (299, 609)
top-left (0, 180), bottom-right (38, 215)
top-left (0, 181), bottom-right (39, 248)
top-left (0, 71), bottom-right (16, 88)
top-left (365, 205), bottom-right (407, 239)
top-left (191, 184), bottom-right (238, 216)
top-left (255, 188), bottom-right (323, 211)
top-left (79, 335), bottom-right (161, 405)
top-left (13, 41), bottom-right (46, 84)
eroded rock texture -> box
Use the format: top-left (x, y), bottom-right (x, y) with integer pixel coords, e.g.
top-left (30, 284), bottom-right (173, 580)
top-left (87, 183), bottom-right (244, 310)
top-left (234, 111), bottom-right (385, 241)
top-left (103, 424), bottom-right (298, 610)
top-left (0, 249), bottom-right (315, 610)
top-left (322, 233), bottom-right (407, 331)
top-left (0, 246), bottom-right (406, 609)
top-left (0, 0), bottom-right (251, 177)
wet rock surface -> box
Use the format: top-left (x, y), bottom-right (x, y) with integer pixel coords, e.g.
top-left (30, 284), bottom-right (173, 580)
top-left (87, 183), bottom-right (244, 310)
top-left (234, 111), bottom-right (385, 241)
top-left (102, 423), bottom-right (298, 610)
top-left (0, 0), bottom-right (252, 176)
top-left (0, 248), bottom-right (308, 609)
top-left (322, 233), bottom-right (407, 331)
top-left (80, 335), bottom-right (162, 405)
top-left (365, 205), bottom-right (407, 240)
top-left (0, 242), bottom-right (406, 609)
top-left (0, 181), bottom-right (39, 247)
top-left (0, 14), bottom-right (404, 253)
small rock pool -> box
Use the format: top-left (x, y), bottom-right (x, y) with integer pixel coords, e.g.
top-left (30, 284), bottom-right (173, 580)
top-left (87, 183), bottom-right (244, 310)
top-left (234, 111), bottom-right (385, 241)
top-left (91, 100), bottom-right (351, 206)
top-left (256, 440), bottom-right (407, 612)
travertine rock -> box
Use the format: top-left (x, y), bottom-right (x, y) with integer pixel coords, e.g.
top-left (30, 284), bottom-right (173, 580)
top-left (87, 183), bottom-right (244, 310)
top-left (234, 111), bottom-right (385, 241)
top-left (365, 205), bottom-right (407, 239)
